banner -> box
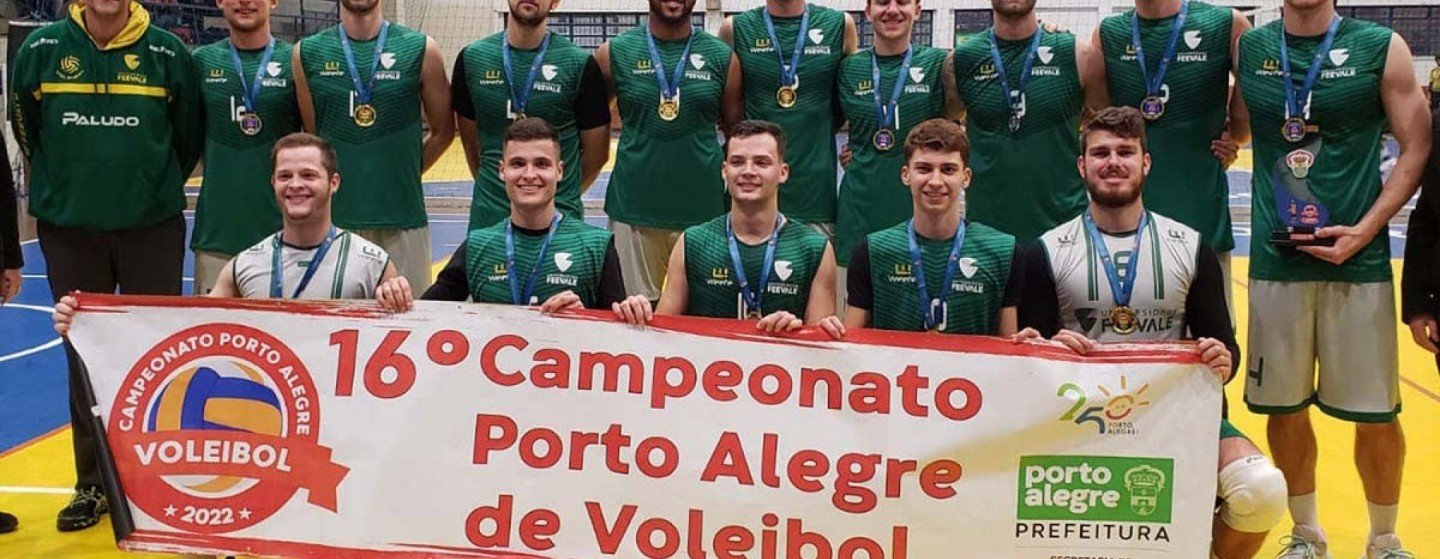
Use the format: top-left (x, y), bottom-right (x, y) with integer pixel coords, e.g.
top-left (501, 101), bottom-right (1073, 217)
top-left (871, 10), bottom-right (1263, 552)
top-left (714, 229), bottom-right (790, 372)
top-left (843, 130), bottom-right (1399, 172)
top-left (69, 294), bottom-right (1222, 559)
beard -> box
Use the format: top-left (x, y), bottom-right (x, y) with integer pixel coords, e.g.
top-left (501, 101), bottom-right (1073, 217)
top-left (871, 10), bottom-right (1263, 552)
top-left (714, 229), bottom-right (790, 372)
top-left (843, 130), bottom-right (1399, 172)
top-left (991, 0), bottom-right (1036, 20)
top-left (509, 0), bottom-right (547, 27)
top-left (341, 0), bottom-right (379, 15)
top-left (1086, 169), bottom-right (1145, 208)
top-left (648, 0), bottom-right (694, 25)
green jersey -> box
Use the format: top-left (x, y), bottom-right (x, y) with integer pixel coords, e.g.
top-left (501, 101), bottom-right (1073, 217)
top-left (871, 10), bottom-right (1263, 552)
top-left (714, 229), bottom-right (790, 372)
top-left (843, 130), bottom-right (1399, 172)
top-left (464, 217), bottom-right (613, 306)
top-left (192, 38), bottom-right (301, 255)
top-left (952, 30), bottom-right (1085, 241)
top-left (606, 27), bottom-right (732, 230)
top-left (834, 46), bottom-right (948, 266)
top-left (299, 23), bottom-right (428, 230)
top-left (1100, 1), bottom-right (1235, 252)
top-left (455, 31), bottom-right (593, 229)
top-left (682, 215), bottom-right (828, 319)
top-left (731, 5), bottom-right (847, 223)
top-left (1237, 18), bottom-right (1392, 282)
top-left (863, 221), bottom-right (1016, 335)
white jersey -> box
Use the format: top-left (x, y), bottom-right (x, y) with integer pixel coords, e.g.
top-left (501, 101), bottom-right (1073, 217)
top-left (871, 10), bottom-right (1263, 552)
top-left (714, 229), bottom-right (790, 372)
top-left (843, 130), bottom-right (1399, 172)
top-left (1038, 213), bottom-right (1202, 342)
top-left (233, 229), bottom-right (389, 300)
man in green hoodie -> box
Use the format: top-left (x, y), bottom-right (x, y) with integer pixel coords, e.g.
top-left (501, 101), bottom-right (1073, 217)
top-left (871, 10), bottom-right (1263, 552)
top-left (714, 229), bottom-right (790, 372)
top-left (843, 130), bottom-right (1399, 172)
top-left (8, 0), bottom-right (201, 532)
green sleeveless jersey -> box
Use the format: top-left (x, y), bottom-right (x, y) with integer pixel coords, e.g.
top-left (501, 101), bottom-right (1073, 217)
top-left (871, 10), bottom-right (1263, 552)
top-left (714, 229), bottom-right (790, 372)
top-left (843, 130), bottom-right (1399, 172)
top-left (682, 215), bottom-right (828, 319)
top-left (606, 27), bottom-right (732, 229)
top-left (1237, 18), bottom-right (1392, 282)
top-left (299, 23), bottom-right (428, 229)
top-left (457, 31), bottom-right (591, 229)
top-left (464, 217), bottom-right (613, 306)
top-left (192, 38), bottom-right (300, 255)
top-left (835, 46), bottom-right (949, 266)
top-left (1100, 1), bottom-right (1235, 252)
top-left (731, 5), bottom-right (847, 223)
top-left (952, 30), bottom-right (1085, 241)
top-left (866, 221), bottom-right (1015, 335)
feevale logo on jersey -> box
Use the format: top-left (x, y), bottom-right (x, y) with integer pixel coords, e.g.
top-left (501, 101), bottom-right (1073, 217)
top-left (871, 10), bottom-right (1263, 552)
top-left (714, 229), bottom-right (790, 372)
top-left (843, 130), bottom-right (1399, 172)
top-left (374, 52), bottom-right (402, 80)
top-left (260, 62), bottom-right (289, 87)
top-left (116, 54), bottom-right (149, 85)
top-left (804, 28), bottom-right (831, 55)
top-left (1031, 46), bottom-right (1061, 76)
top-left (545, 252), bottom-right (579, 287)
top-left (903, 66), bottom-right (931, 94)
top-left (765, 260), bottom-right (801, 297)
top-left (683, 54), bottom-right (714, 82)
top-left (949, 257), bottom-right (986, 294)
top-left (1320, 49), bottom-right (1355, 79)
top-left (1176, 30), bottom-right (1209, 63)
top-left (533, 64), bottom-right (563, 93)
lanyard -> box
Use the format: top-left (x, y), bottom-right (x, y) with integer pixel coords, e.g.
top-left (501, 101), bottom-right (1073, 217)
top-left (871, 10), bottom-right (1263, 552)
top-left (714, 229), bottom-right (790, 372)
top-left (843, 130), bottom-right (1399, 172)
top-left (907, 219), bottom-right (966, 331)
top-left (871, 49), bottom-right (913, 129)
top-left (1082, 211), bottom-right (1149, 308)
top-left (1130, 0), bottom-right (1190, 99)
top-left (645, 27), bottom-right (698, 100)
top-left (762, 6), bottom-right (810, 87)
top-left (506, 214), bottom-right (563, 305)
top-left (1279, 15), bottom-right (1341, 119)
top-left (987, 27), bottom-right (1044, 115)
top-left (227, 36), bottom-right (276, 111)
top-left (502, 32), bottom-right (551, 116)
top-left (270, 228), bottom-right (338, 299)
top-left (337, 21), bottom-right (391, 105)
top-left (727, 213), bottom-right (785, 317)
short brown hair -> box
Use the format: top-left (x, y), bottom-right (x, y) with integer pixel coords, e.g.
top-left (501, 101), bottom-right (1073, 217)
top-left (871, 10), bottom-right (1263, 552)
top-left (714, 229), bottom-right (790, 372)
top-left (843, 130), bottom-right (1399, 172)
top-left (271, 132), bottom-right (338, 176)
top-left (1082, 106), bottom-right (1148, 152)
top-left (903, 118), bottom-right (970, 163)
top-left (727, 119), bottom-right (787, 161)
top-left (504, 117), bottom-right (560, 151)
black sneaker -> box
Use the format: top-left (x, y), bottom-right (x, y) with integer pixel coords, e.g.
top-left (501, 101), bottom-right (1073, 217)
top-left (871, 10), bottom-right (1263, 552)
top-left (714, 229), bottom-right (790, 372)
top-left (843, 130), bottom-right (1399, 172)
top-left (56, 486), bottom-right (108, 532)
top-left (0, 511), bottom-right (16, 534)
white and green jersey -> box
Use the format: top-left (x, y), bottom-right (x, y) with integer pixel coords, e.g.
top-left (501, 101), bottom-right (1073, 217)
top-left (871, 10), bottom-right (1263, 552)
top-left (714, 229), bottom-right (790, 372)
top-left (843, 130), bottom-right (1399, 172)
top-left (233, 229), bottom-right (390, 299)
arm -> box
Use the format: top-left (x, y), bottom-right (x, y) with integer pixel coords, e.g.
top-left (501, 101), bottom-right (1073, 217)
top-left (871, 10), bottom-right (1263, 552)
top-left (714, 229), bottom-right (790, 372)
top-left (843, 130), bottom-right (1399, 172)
top-left (1183, 245), bottom-right (1240, 378)
top-left (842, 240), bottom-right (873, 329)
top-left (208, 259), bottom-right (239, 298)
top-left (996, 245), bottom-right (1026, 337)
top-left (575, 57), bottom-right (613, 189)
top-left (420, 243), bottom-right (472, 301)
top-left (1224, 10), bottom-right (1253, 145)
top-left (170, 46), bottom-right (204, 177)
top-left (595, 42), bottom-right (618, 102)
top-left (0, 139), bottom-right (21, 305)
top-left (1402, 122), bottom-right (1440, 323)
top-left (1080, 27), bottom-right (1111, 119)
top-left (941, 50), bottom-right (964, 120)
top-left (595, 240), bottom-right (627, 308)
top-left (1015, 242), bottom-right (1063, 337)
top-left (803, 243), bottom-right (839, 323)
top-left (451, 54), bottom-right (480, 178)
top-left (722, 53), bottom-right (745, 134)
top-left (420, 37), bottom-right (456, 173)
top-left (717, 16), bottom-right (734, 46)
top-left (292, 42), bottom-right (317, 132)
top-left (842, 13), bottom-right (859, 56)
top-left (8, 37), bottom-right (42, 160)
top-left (653, 232), bottom-right (688, 315)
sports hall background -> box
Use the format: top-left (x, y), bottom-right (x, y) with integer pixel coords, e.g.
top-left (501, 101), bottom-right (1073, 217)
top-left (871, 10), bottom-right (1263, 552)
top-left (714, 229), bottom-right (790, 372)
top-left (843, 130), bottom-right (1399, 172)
top-left (0, 0), bottom-right (1437, 556)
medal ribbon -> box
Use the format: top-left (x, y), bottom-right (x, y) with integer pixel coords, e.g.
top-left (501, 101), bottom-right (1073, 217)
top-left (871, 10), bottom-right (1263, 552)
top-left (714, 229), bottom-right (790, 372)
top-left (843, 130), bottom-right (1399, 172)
top-left (907, 219), bottom-right (967, 332)
top-left (1082, 211), bottom-right (1148, 309)
top-left (727, 213), bottom-right (785, 317)
top-left (338, 21), bottom-right (391, 107)
top-left (986, 27), bottom-right (1044, 120)
top-left (645, 27), bottom-right (698, 101)
top-left (871, 48), bottom-right (913, 130)
top-left (228, 36), bottom-right (277, 114)
top-left (762, 6), bottom-right (810, 88)
top-left (1279, 15), bottom-right (1341, 120)
top-left (506, 214), bottom-right (563, 305)
top-left (1130, 0), bottom-right (1190, 101)
top-left (270, 228), bottom-right (338, 299)
top-left (502, 32), bottom-right (552, 117)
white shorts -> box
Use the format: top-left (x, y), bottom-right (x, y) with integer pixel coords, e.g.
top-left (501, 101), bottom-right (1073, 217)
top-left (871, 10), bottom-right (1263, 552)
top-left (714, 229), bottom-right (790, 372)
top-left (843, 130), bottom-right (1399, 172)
top-left (1243, 280), bottom-right (1400, 422)
top-left (192, 250), bottom-right (231, 296)
top-left (610, 221), bottom-right (681, 301)
top-left (351, 226), bottom-right (430, 296)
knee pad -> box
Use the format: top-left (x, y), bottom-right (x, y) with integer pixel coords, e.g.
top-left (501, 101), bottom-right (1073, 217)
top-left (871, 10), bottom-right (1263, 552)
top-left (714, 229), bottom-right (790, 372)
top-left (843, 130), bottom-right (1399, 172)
top-left (1217, 454), bottom-right (1288, 533)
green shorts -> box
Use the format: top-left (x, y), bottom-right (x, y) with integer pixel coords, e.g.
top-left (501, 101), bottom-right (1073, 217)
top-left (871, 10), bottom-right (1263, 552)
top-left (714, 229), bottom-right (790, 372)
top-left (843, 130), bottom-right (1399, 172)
top-left (1220, 419), bottom-right (1246, 440)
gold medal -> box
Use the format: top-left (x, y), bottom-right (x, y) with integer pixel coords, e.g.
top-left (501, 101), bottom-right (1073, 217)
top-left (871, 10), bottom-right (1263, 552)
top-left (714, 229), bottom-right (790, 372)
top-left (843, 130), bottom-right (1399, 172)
top-left (746, 310), bottom-right (763, 320)
top-left (776, 85), bottom-right (797, 108)
top-left (1110, 306), bottom-right (1138, 335)
top-left (354, 104), bottom-right (377, 127)
top-left (658, 97), bottom-right (680, 121)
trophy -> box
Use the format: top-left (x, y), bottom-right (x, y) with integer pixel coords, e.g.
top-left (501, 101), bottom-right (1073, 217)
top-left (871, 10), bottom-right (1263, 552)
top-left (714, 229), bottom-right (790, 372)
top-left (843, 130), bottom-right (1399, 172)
top-left (1269, 138), bottom-right (1335, 247)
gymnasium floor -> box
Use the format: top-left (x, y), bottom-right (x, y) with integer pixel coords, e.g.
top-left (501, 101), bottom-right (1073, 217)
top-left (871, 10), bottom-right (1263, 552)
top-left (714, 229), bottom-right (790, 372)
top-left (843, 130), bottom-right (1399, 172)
top-left (0, 144), bottom-right (1435, 558)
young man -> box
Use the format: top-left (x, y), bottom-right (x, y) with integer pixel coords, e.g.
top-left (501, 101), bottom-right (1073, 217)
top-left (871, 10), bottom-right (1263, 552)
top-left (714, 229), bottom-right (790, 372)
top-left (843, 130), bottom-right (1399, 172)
top-left (8, 0), bottom-right (201, 531)
top-left (719, 0), bottom-right (857, 237)
top-left (834, 0), bottom-right (960, 283)
top-left (1234, 0), bottom-right (1432, 555)
top-left (610, 120), bottom-right (843, 337)
top-left (390, 118), bottom-right (623, 311)
top-left (1092, 0), bottom-right (1251, 310)
top-left (1016, 106), bottom-right (1286, 559)
top-left (594, 0), bottom-right (734, 302)
top-left (452, 0), bottom-right (612, 230)
top-left (293, 0), bottom-right (454, 295)
top-left (191, 0), bottom-right (302, 294)
top-left (844, 118), bottom-right (1021, 336)
top-left (949, 0), bottom-right (1101, 241)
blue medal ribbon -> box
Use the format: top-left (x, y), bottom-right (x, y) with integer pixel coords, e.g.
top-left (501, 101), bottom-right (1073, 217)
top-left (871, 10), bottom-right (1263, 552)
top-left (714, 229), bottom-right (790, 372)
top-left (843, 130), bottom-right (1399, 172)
top-left (506, 214), bottom-right (563, 305)
top-left (1130, 0), bottom-right (1190, 103)
top-left (227, 36), bottom-right (277, 115)
top-left (502, 32), bottom-right (552, 117)
top-left (762, 6), bottom-right (810, 88)
top-left (337, 21), bottom-right (391, 107)
top-left (270, 228), bottom-right (338, 299)
top-left (871, 48), bottom-right (913, 130)
top-left (727, 213), bottom-right (785, 318)
top-left (986, 27), bottom-right (1044, 128)
top-left (1082, 211), bottom-right (1148, 309)
top-left (645, 27), bottom-right (698, 101)
top-left (907, 219), bottom-right (966, 332)
top-left (1279, 15), bottom-right (1342, 121)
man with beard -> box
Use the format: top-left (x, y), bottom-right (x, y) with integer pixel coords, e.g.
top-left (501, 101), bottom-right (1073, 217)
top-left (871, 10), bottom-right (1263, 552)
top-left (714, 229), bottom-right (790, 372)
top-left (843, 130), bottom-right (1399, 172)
top-left (1016, 107), bottom-right (1286, 559)
top-left (844, 119), bottom-right (1020, 336)
top-left (718, 0), bottom-right (857, 239)
top-left (609, 120), bottom-right (844, 337)
top-left (191, 0), bottom-right (302, 294)
top-left (1091, 0), bottom-right (1251, 314)
top-left (949, 0), bottom-right (1102, 242)
top-left (451, 0), bottom-right (612, 230)
top-left (293, 0), bottom-right (453, 296)
top-left (594, 0), bottom-right (734, 303)
top-left (1234, 0), bottom-right (1431, 554)
top-left (8, 0), bottom-right (201, 531)
top-left (834, 0), bottom-right (960, 300)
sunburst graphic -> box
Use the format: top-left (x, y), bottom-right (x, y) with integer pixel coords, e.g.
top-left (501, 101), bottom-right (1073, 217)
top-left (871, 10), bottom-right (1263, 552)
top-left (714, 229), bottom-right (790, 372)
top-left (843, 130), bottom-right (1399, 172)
top-left (1097, 375), bottom-right (1151, 421)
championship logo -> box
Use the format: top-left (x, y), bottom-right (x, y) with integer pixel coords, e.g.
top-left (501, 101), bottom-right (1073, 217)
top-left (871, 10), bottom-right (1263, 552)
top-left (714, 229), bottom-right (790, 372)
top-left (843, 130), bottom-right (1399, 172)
top-left (108, 324), bottom-right (348, 533)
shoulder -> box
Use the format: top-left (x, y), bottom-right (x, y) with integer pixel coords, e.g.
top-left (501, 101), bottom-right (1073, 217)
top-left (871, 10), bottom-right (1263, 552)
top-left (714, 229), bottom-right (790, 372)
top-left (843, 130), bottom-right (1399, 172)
top-left (1098, 9), bottom-right (1131, 33)
top-left (967, 221), bottom-right (1017, 250)
top-left (1047, 29), bottom-right (1078, 48)
top-left (840, 48), bottom-right (874, 70)
top-left (868, 221), bottom-right (909, 245)
top-left (1240, 19), bottom-right (1280, 47)
top-left (916, 45), bottom-right (948, 64)
top-left (192, 40), bottom-right (223, 59)
top-left (143, 26), bottom-right (189, 57)
top-left (1038, 215), bottom-right (1086, 249)
top-left (784, 219), bottom-right (828, 248)
top-left (462, 32), bottom-right (504, 55)
top-left (1341, 16), bottom-right (1394, 46)
top-left (697, 30), bottom-right (731, 52)
top-left (953, 32), bottom-right (989, 58)
top-left (1148, 212), bottom-right (1202, 248)
top-left (342, 230), bottom-right (390, 265)
top-left (565, 219), bottom-right (613, 244)
top-left (466, 221), bottom-right (507, 246)
top-left (685, 215), bottom-right (725, 239)
top-left (240, 234), bottom-right (278, 256)
top-left (299, 26), bottom-right (339, 48)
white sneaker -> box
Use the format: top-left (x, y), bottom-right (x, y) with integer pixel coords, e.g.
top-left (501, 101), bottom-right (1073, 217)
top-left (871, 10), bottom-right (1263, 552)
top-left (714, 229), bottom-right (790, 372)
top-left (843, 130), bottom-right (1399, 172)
top-left (1277, 524), bottom-right (1331, 559)
top-left (1364, 533), bottom-right (1414, 559)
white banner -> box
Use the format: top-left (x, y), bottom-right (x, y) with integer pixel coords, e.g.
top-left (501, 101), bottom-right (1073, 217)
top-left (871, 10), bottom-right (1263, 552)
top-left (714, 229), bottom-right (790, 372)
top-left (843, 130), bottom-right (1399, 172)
top-left (69, 294), bottom-right (1222, 559)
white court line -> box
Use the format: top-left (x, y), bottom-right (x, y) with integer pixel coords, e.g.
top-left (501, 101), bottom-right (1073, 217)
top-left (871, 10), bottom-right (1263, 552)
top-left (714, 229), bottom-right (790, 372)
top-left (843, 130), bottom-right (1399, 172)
top-left (0, 485), bottom-right (73, 495)
top-left (0, 303), bottom-right (64, 364)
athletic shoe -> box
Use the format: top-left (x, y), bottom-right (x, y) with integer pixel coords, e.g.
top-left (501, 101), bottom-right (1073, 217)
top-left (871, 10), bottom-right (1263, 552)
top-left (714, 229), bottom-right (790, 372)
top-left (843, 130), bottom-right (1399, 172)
top-left (0, 511), bottom-right (16, 534)
top-left (56, 486), bottom-right (109, 532)
top-left (1276, 524), bottom-right (1331, 559)
top-left (1363, 533), bottom-right (1414, 559)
